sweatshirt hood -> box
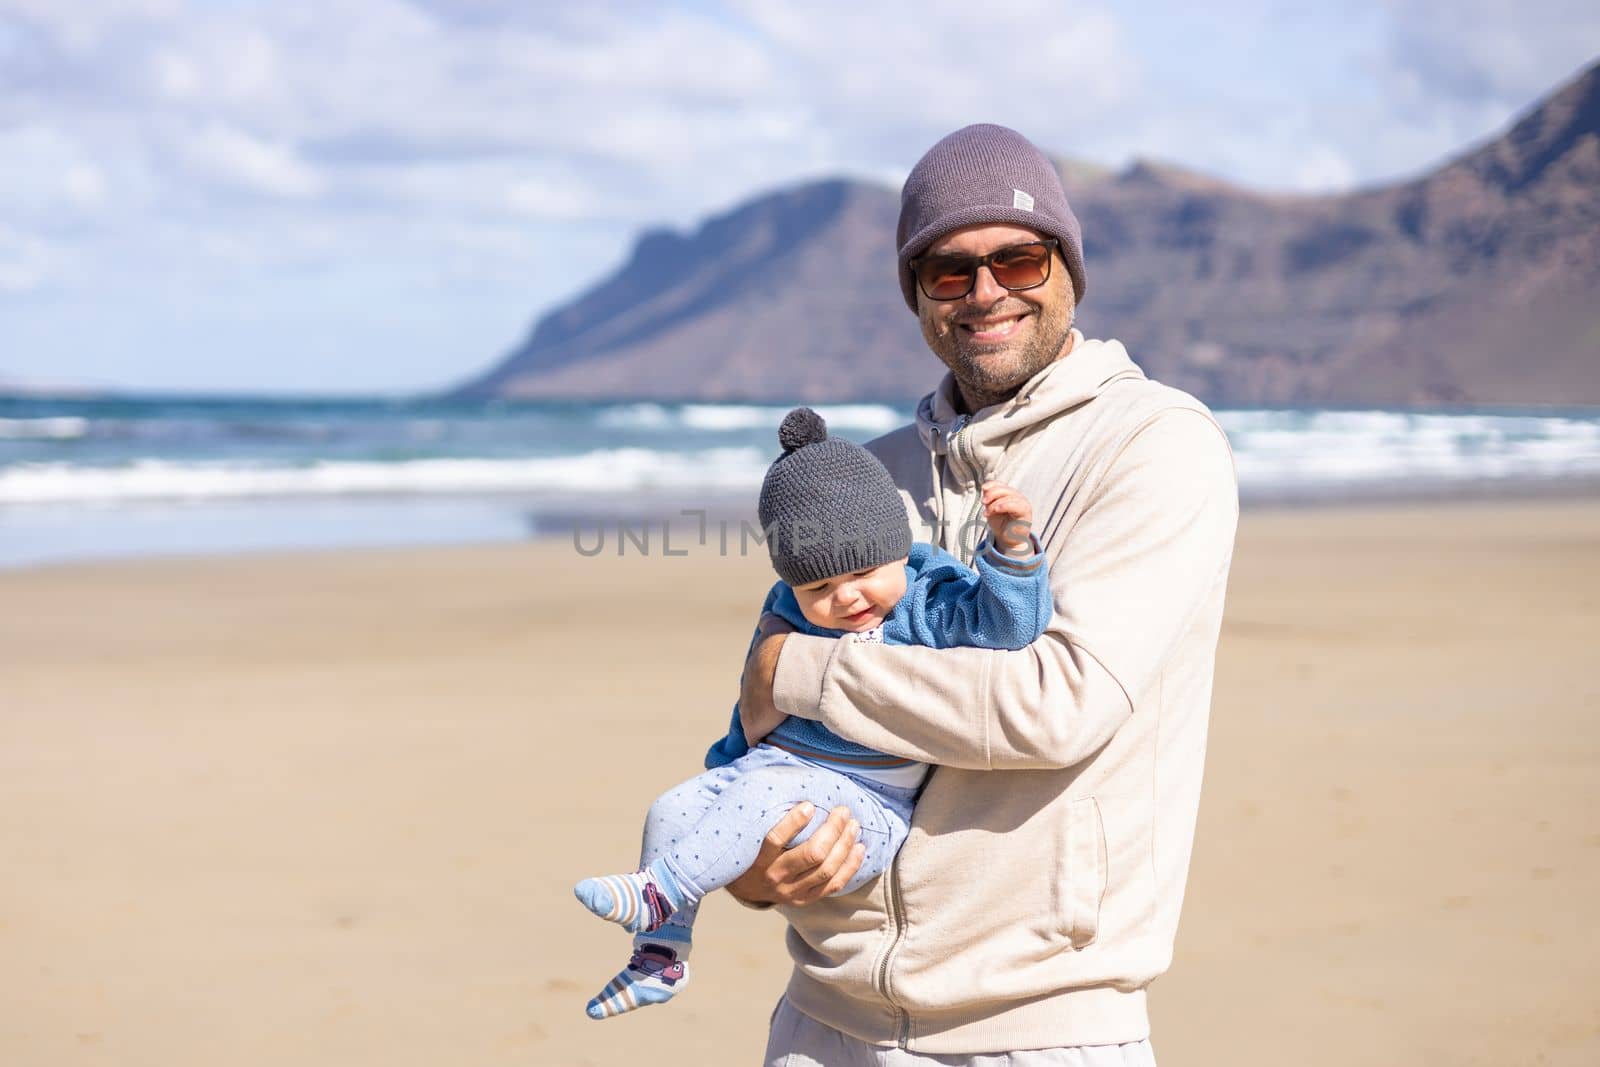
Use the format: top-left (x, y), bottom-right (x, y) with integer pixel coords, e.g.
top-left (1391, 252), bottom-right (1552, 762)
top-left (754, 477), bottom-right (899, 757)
top-left (914, 330), bottom-right (1146, 457)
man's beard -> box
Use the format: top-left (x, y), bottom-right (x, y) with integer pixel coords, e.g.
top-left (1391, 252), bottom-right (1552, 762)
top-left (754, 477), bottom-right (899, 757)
top-left (921, 296), bottom-right (1075, 410)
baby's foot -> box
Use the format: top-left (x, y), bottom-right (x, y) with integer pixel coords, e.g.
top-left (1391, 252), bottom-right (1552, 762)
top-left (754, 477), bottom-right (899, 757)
top-left (586, 936), bottom-right (692, 1020)
top-left (573, 865), bottom-right (684, 934)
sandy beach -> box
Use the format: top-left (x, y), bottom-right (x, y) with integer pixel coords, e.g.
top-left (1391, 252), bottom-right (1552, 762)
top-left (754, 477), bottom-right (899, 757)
top-left (2, 498), bottom-right (1597, 1066)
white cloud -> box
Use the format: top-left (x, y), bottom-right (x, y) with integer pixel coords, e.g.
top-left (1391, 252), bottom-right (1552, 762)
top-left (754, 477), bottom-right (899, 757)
top-left (0, 224), bottom-right (69, 294)
top-left (0, 124), bottom-right (118, 216)
top-left (0, 0), bottom-right (1594, 390)
top-left (0, 0), bottom-right (182, 53)
top-left (504, 176), bottom-right (604, 221)
top-left (62, 164), bottom-right (108, 209)
top-left (1288, 145), bottom-right (1359, 192)
top-left (0, 261), bottom-right (45, 294)
top-left (1378, 0), bottom-right (1600, 110)
top-left (1318, 0), bottom-right (1600, 184)
top-left (181, 122), bottom-right (324, 199)
top-left (149, 47), bottom-right (199, 99)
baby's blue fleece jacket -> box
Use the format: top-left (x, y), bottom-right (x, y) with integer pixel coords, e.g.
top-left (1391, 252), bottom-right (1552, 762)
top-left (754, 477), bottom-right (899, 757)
top-left (705, 539), bottom-right (1052, 772)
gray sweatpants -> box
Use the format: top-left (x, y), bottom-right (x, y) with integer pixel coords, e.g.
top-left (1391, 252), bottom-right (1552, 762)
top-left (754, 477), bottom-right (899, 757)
top-left (643, 743), bottom-right (917, 936)
top-left (764, 997), bottom-right (1158, 1067)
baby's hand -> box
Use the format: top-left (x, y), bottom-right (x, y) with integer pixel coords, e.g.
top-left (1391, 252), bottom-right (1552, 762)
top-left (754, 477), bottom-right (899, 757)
top-left (981, 481), bottom-right (1035, 557)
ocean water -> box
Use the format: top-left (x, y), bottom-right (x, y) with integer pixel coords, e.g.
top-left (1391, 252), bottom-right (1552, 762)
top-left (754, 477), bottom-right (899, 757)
top-left (2, 394), bottom-right (1598, 568)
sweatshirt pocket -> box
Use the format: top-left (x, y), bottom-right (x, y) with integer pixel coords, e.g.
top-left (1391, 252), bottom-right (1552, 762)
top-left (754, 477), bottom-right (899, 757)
top-left (1055, 795), bottom-right (1108, 948)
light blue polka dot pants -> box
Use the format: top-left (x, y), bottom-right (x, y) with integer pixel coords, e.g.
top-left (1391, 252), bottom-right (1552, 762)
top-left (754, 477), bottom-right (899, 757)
top-left (641, 743), bottom-right (917, 936)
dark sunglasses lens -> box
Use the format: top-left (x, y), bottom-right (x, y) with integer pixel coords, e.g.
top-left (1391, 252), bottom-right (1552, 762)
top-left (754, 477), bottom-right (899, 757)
top-left (988, 244), bottom-right (1051, 289)
top-left (917, 258), bottom-right (977, 301)
top-left (916, 242), bottom-right (1053, 300)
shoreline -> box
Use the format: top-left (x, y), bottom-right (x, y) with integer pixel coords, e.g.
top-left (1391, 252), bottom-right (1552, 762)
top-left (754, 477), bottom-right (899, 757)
top-left (4, 476), bottom-right (1600, 573)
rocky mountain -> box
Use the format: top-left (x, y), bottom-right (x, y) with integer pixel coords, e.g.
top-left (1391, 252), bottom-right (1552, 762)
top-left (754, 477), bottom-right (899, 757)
top-left (454, 60), bottom-right (1600, 407)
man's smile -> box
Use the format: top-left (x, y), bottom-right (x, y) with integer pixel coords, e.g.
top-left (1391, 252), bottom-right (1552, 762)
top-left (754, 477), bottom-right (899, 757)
top-left (957, 311), bottom-right (1030, 343)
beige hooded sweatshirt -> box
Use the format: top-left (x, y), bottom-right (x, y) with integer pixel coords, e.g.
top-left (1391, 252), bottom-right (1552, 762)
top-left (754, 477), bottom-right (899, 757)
top-left (767, 331), bottom-right (1239, 1054)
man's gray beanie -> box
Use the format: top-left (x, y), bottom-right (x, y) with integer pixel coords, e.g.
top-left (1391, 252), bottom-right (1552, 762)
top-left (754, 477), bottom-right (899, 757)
top-left (758, 407), bottom-right (913, 587)
top-left (896, 123), bottom-right (1087, 312)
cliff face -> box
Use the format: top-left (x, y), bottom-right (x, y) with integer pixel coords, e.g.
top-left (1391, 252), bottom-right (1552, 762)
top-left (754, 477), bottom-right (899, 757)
top-left (458, 179), bottom-right (925, 403)
top-left (456, 61), bottom-right (1600, 407)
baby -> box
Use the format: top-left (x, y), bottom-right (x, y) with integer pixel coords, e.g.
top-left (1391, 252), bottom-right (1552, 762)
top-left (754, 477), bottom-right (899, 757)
top-left (573, 406), bottom-right (1053, 1019)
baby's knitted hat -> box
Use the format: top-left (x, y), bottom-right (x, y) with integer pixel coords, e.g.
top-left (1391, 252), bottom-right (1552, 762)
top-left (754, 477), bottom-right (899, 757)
top-left (757, 407), bottom-right (913, 587)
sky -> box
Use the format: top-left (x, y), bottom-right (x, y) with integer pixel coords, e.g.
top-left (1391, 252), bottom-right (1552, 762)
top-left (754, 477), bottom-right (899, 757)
top-left (2, 0), bottom-right (1597, 396)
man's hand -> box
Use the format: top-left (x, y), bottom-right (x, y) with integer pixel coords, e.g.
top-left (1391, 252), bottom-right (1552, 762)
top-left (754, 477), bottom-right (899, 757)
top-left (739, 612), bottom-right (795, 746)
top-left (725, 803), bottom-right (866, 907)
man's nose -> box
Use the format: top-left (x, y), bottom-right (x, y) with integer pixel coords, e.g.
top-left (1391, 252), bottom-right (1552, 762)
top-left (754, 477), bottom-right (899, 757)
top-left (967, 264), bottom-right (1006, 305)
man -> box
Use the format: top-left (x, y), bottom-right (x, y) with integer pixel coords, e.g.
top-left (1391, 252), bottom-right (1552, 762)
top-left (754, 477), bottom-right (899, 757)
top-left (729, 124), bottom-right (1238, 1065)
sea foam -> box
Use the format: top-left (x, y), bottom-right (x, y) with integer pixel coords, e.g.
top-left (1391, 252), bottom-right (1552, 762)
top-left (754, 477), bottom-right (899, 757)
top-left (0, 416), bottom-right (90, 440)
top-left (0, 448), bottom-right (769, 504)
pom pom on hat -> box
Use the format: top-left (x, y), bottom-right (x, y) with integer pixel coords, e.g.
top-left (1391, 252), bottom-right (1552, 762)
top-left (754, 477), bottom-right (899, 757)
top-left (777, 407), bottom-right (828, 454)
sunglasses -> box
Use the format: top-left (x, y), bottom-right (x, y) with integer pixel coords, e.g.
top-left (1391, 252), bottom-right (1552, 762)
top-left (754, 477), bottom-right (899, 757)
top-left (910, 238), bottom-right (1059, 302)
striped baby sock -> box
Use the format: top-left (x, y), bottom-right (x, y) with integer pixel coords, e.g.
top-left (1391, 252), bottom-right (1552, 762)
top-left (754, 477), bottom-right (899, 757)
top-left (573, 861), bottom-right (690, 935)
top-left (585, 933), bottom-right (692, 1020)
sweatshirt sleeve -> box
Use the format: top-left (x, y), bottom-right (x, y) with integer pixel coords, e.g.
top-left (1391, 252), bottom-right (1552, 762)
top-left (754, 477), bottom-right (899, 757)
top-left (900, 537), bottom-right (1052, 650)
top-left (771, 410), bottom-right (1238, 771)
top-left (704, 581), bottom-right (791, 769)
